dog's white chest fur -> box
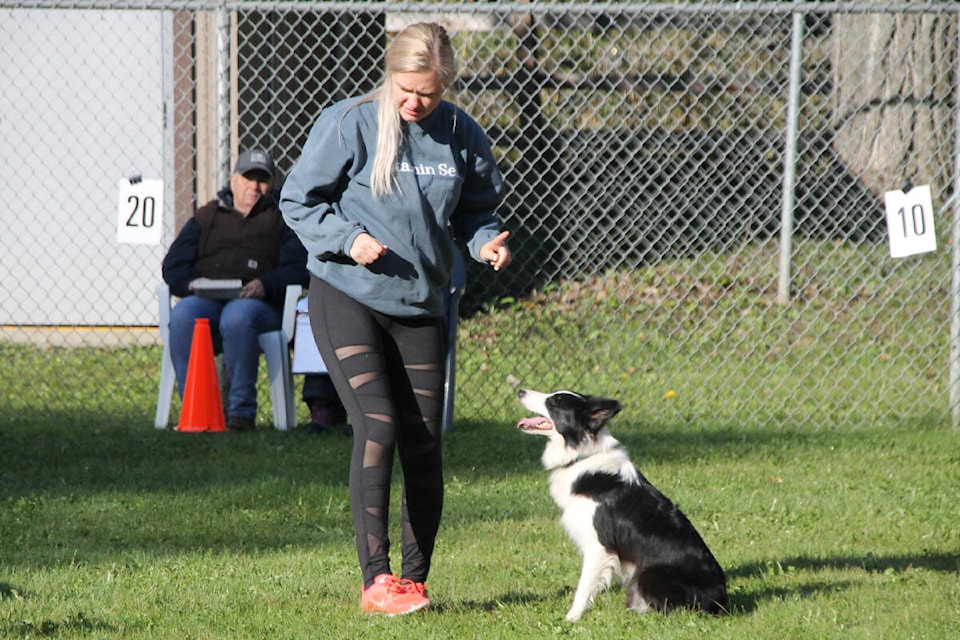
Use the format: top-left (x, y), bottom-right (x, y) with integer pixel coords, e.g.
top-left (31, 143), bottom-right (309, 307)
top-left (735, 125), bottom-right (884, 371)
top-left (546, 446), bottom-right (637, 548)
top-left (543, 436), bottom-right (638, 509)
top-left (552, 482), bottom-right (597, 537)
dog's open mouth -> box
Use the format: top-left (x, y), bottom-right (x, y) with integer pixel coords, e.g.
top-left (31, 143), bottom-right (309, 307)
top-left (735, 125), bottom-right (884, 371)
top-left (517, 416), bottom-right (553, 432)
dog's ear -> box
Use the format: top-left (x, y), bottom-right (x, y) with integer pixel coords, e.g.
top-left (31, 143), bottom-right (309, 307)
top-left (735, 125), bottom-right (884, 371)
top-left (583, 397), bottom-right (623, 432)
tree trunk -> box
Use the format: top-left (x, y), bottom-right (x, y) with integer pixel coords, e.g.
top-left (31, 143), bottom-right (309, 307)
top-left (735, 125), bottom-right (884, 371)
top-left (830, 8), bottom-right (956, 199)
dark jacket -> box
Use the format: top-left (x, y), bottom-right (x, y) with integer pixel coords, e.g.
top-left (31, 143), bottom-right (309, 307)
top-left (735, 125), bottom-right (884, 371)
top-left (162, 188), bottom-right (309, 309)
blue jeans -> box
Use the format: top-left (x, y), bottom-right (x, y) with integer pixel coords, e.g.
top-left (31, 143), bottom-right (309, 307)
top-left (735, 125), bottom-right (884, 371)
top-left (169, 295), bottom-right (281, 419)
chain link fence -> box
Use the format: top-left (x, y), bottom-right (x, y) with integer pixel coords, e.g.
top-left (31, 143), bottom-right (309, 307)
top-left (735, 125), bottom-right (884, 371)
top-left (2, 1), bottom-right (959, 429)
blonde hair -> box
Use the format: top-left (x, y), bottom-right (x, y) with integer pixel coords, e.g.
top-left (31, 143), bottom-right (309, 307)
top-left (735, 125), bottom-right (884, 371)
top-left (361, 22), bottom-right (457, 199)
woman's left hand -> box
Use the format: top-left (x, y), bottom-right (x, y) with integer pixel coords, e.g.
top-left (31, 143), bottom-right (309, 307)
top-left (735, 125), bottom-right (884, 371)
top-left (480, 231), bottom-right (512, 271)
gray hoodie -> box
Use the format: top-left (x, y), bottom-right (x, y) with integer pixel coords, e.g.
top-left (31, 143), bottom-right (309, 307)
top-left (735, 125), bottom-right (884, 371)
top-left (280, 98), bottom-right (505, 318)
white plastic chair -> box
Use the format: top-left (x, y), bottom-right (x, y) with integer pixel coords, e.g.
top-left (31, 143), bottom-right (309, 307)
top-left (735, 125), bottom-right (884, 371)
top-left (154, 282), bottom-right (302, 430)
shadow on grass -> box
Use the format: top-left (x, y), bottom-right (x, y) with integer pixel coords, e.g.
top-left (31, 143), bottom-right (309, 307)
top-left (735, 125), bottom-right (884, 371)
top-left (1, 612), bottom-right (116, 636)
top-left (0, 582), bottom-right (25, 600)
top-left (729, 551), bottom-right (960, 579)
top-left (462, 550), bottom-right (958, 618)
top-left (1, 410), bottom-right (921, 499)
top-left (727, 550), bottom-right (960, 614)
top-left (2, 409), bottom-right (953, 579)
top-left (447, 418), bottom-right (842, 471)
top-left (1, 582), bottom-right (117, 635)
top-left (0, 410), bottom-right (355, 496)
top-left (727, 579), bottom-right (855, 616)
top-left (434, 589), bottom-right (555, 614)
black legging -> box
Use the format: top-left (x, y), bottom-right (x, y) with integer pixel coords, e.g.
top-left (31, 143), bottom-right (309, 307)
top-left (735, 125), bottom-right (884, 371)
top-left (308, 276), bottom-right (445, 587)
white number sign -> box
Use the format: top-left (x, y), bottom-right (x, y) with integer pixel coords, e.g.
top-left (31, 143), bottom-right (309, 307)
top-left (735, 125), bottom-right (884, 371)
top-left (117, 177), bottom-right (163, 244)
top-left (884, 185), bottom-right (936, 258)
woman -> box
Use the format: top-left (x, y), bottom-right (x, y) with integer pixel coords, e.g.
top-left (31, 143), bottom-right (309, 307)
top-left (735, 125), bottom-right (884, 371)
top-left (280, 22), bottom-right (511, 615)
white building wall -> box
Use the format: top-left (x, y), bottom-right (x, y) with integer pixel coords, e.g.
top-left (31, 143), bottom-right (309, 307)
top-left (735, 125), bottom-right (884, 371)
top-left (0, 9), bottom-right (171, 326)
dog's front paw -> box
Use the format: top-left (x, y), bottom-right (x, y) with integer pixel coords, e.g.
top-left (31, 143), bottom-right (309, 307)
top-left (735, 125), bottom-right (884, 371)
top-left (564, 609), bottom-right (583, 622)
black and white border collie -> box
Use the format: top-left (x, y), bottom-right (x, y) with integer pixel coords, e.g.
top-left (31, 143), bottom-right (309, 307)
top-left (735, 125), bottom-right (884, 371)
top-left (516, 389), bottom-right (728, 621)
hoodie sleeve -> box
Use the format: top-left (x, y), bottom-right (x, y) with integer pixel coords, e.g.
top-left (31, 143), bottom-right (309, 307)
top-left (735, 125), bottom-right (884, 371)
top-left (280, 105), bottom-right (368, 261)
top-left (161, 217), bottom-right (202, 298)
top-left (449, 112), bottom-right (506, 263)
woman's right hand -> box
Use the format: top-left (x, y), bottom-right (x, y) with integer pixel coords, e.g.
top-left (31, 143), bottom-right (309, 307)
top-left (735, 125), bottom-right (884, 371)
top-left (349, 232), bottom-right (389, 265)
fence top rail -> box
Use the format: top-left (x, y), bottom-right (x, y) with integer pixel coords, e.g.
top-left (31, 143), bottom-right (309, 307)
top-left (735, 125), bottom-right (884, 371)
top-left (5, 1), bottom-right (960, 15)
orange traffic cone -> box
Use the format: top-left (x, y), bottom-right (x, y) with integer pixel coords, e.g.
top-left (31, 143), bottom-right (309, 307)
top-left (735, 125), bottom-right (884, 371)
top-left (177, 318), bottom-right (227, 433)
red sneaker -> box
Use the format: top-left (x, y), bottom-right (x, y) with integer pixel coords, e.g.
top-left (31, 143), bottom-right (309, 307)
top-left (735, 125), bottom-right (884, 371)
top-left (361, 574), bottom-right (431, 615)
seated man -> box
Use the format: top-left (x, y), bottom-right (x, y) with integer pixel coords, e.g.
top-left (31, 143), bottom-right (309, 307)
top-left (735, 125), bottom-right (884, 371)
top-left (162, 149), bottom-right (342, 431)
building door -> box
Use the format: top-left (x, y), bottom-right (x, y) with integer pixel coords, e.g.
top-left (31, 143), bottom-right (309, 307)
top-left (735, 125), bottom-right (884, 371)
top-left (0, 9), bottom-right (171, 326)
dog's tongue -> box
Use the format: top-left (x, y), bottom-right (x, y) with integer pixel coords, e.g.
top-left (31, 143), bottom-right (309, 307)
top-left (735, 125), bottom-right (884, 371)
top-left (517, 417), bottom-right (551, 430)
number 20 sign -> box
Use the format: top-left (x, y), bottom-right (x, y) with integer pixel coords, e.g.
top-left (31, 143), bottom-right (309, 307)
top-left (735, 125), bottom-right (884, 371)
top-left (884, 185), bottom-right (936, 258)
top-left (117, 178), bottom-right (164, 244)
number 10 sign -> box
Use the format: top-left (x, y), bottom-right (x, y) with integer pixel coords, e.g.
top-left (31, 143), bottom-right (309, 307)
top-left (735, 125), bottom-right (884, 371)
top-left (117, 177), bottom-right (164, 244)
top-left (884, 185), bottom-right (936, 258)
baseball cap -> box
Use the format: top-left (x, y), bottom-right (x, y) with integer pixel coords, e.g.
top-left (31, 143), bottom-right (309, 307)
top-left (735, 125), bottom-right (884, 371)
top-left (234, 149), bottom-right (276, 177)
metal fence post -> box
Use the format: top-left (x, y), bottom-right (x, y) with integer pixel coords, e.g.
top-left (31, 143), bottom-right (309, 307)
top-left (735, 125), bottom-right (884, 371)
top-left (777, 1), bottom-right (804, 305)
top-left (216, 2), bottom-right (231, 189)
top-left (949, 14), bottom-right (960, 430)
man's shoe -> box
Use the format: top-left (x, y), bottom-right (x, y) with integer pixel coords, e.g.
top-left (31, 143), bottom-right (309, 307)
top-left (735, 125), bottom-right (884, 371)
top-left (361, 574), bottom-right (431, 615)
top-left (226, 415), bottom-right (255, 432)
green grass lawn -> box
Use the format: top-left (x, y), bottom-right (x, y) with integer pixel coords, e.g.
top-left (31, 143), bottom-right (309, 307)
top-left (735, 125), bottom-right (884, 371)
top-left (2, 245), bottom-right (959, 638)
top-left (2, 381), bottom-right (959, 638)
